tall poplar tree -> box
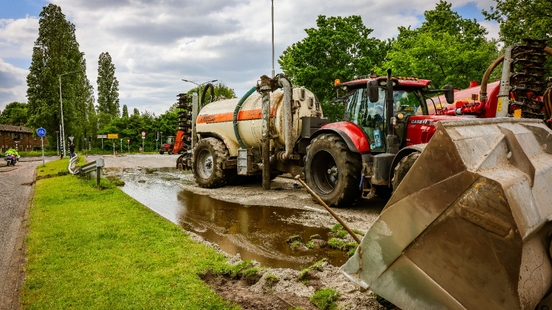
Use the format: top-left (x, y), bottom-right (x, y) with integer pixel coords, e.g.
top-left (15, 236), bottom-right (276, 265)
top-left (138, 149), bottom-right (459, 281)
top-left (26, 4), bottom-right (94, 149)
top-left (97, 52), bottom-right (120, 128)
top-left (122, 104), bottom-right (129, 118)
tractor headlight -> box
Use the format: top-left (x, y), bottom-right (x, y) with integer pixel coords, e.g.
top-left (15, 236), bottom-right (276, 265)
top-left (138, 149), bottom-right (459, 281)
top-left (391, 117), bottom-right (397, 126)
top-left (397, 112), bottom-right (404, 120)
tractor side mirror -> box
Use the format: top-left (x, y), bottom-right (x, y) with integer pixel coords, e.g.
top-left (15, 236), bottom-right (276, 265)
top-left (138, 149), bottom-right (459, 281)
top-left (368, 80), bottom-right (379, 103)
top-left (444, 84), bottom-right (454, 104)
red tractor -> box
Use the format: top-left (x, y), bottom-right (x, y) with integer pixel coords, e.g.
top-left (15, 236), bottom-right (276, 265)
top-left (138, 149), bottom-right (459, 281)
top-left (303, 70), bottom-right (457, 207)
top-left (159, 136), bottom-right (175, 154)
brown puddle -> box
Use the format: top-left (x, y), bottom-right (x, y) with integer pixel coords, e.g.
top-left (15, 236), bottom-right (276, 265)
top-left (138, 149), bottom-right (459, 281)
top-left (177, 190), bottom-right (348, 270)
top-left (120, 171), bottom-right (349, 270)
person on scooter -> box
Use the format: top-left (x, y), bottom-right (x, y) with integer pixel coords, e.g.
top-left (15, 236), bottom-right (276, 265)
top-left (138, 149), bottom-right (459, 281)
top-left (4, 148), bottom-right (19, 166)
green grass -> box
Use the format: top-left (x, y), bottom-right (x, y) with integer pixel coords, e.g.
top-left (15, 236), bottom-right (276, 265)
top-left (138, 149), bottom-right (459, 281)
top-left (310, 287), bottom-right (340, 310)
top-left (24, 159), bottom-right (239, 309)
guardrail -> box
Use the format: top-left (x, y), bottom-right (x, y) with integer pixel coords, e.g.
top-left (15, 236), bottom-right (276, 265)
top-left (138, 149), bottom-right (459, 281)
top-left (76, 157), bottom-right (105, 185)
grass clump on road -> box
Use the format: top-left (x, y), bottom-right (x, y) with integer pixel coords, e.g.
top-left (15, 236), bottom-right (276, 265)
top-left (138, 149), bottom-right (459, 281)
top-left (24, 159), bottom-right (239, 309)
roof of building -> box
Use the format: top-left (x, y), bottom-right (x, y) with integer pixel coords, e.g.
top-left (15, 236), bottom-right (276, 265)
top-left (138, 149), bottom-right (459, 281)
top-left (0, 124), bottom-right (33, 133)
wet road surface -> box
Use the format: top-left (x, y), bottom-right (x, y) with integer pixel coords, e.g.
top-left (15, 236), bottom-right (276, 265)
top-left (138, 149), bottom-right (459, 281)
top-left (119, 168), bottom-right (350, 270)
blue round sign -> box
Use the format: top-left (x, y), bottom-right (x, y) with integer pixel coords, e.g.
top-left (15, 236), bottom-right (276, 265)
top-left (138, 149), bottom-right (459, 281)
top-left (36, 127), bottom-right (46, 137)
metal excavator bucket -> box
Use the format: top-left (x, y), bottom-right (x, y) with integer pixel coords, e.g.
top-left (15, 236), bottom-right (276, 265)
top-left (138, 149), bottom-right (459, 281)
top-left (341, 118), bottom-right (552, 310)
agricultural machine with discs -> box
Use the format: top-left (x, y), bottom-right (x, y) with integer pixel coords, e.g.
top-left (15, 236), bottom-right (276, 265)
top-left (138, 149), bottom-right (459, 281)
top-left (160, 93), bottom-right (194, 156)
top-left (176, 39), bottom-right (552, 309)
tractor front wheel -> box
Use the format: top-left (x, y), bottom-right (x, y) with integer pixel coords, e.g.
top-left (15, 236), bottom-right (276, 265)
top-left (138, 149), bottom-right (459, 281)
top-left (305, 133), bottom-right (361, 208)
top-left (192, 137), bottom-right (230, 188)
top-left (391, 152), bottom-right (420, 191)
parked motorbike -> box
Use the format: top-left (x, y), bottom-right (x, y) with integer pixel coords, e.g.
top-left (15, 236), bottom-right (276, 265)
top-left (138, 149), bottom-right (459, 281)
top-left (4, 154), bottom-right (18, 166)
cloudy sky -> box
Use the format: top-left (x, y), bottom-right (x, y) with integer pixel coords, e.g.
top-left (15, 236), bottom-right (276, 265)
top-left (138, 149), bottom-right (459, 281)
top-left (0, 0), bottom-right (498, 116)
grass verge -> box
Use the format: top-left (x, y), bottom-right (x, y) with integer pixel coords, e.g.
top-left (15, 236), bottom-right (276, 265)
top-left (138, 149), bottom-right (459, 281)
top-left (24, 159), bottom-right (239, 309)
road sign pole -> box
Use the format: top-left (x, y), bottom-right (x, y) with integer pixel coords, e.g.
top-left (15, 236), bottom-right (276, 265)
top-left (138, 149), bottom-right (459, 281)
top-left (41, 137), bottom-right (44, 165)
top-left (36, 127), bottom-right (46, 165)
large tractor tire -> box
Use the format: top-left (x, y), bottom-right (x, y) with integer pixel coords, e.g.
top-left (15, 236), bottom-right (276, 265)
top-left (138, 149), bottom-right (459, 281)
top-left (305, 133), bottom-right (361, 208)
top-left (391, 152), bottom-right (420, 191)
top-left (192, 137), bottom-right (231, 188)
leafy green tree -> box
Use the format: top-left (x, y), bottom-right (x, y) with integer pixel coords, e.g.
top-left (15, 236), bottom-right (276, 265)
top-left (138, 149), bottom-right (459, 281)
top-left (26, 4), bottom-right (94, 149)
top-left (382, 1), bottom-right (499, 89)
top-left (279, 15), bottom-right (389, 105)
top-left (133, 108), bottom-right (140, 116)
top-left (483, 0), bottom-right (552, 45)
top-left (97, 52), bottom-right (120, 128)
top-left (122, 104), bottom-right (129, 118)
top-left (0, 102), bottom-right (28, 125)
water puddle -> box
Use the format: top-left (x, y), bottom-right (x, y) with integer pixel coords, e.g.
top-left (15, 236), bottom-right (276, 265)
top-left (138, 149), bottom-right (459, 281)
top-left (119, 169), bottom-right (349, 270)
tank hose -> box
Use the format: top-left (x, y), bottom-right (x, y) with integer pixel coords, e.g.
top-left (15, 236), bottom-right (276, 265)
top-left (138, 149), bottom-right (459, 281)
top-left (233, 86), bottom-right (257, 149)
top-left (200, 83), bottom-right (215, 109)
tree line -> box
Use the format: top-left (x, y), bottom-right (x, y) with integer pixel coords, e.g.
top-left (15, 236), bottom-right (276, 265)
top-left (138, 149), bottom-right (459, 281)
top-left (1, 0), bottom-right (550, 146)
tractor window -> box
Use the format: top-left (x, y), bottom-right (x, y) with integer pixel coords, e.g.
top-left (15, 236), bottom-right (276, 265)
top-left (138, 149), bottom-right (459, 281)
top-left (394, 90), bottom-right (423, 115)
top-left (345, 88), bottom-right (384, 127)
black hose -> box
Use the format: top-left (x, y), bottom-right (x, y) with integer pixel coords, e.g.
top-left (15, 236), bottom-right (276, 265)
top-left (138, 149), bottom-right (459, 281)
top-left (200, 83), bottom-right (215, 109)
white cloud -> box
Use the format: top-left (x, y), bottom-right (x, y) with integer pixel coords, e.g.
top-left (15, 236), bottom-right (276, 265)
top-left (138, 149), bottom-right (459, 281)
top-left (0, 0), bottom-right (500, 115)
top-left (0, 16), bottom-right (38, 59)
top-left (0, 59), bottom-right (28, 108)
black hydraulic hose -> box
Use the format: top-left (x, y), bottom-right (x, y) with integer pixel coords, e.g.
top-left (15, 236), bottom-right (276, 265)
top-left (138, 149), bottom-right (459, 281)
top-left (233, 86), bottom-right (257, 149)
top-left (200, 83), bottom-right (215, 109)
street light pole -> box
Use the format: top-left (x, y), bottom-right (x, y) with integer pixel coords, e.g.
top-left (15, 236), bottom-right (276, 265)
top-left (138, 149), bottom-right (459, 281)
top-left (59, 70), bottom-right (79, 157)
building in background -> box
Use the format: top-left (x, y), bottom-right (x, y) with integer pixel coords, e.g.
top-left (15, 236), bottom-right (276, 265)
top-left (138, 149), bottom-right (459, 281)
top-left (0, 123), bottom-right (45, 153)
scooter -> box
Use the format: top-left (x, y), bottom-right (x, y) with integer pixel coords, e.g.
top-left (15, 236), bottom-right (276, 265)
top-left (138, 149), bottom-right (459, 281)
top-left (4, 154), bottom-right (18, 166)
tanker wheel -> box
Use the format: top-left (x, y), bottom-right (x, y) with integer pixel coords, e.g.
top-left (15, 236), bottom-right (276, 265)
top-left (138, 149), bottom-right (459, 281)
top-left (305, 133), bottom-right (361, 208)
top-left (391, 152), bottom-right (420, 191)
top-left (192, 137), bottom-right (230, 188)
top-left (168, 149), bottom-right (173, 155)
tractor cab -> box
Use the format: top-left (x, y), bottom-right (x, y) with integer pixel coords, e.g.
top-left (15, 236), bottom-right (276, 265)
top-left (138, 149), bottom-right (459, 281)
top-left (336, 73), bottom-right (453, 151)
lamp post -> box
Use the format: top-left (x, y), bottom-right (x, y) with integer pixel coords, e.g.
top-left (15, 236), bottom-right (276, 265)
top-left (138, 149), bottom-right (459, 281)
top-left (181, 79), bottom-right (218, 101)
top-left (59, 70), bottom-right (79, 157)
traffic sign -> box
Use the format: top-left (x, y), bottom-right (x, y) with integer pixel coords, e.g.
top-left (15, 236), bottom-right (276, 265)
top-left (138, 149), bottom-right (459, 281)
top-left (36, 127), bottom-right (46, 137)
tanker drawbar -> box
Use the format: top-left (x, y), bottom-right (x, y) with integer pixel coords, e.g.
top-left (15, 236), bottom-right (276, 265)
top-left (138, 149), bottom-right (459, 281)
top-left (341, 118), bottom-right (552, 310)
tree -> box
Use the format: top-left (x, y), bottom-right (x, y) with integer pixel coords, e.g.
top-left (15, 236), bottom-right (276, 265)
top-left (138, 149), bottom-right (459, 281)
top-left (0, 102), bottom-right (28, 125)
top-left (133, 108), bottom-right (140, 116)
top-left (26, 4), bottom-right (95, 149)
top-left (97, 51), bottom-right (120, 127)
top-left (382, 1), bottom-right (499, 89)
top-left (279, 15), bottom-right (389, 106)
top-left (483, 0), bottom-right (552, 46)
top-left (122, 104), bottom-right (129, 118)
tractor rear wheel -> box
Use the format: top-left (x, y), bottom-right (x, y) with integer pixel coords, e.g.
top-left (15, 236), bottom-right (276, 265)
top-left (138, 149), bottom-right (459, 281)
top-left (391, 152), bottom-right (420, 191)
top-left (192, 137), bottom-right (231, 188)
top-left (305, 133), bottom-right (361, 208)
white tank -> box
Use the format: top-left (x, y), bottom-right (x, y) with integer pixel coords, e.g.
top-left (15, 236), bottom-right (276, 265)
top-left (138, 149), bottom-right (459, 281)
top-left (196, 87), bottom-right (321, 156)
